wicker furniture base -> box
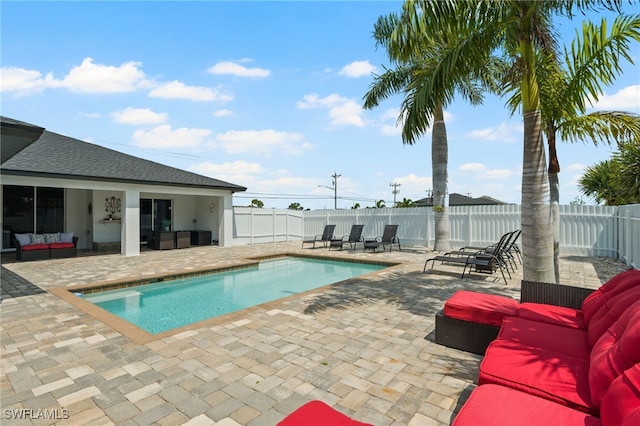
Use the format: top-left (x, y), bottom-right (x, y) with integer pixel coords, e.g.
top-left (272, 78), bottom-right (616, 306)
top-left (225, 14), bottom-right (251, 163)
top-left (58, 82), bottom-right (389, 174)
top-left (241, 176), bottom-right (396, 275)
top-left (435, 310), bottom-right (501, 355)
top-left (520, 280), bottom-right (595, 309)
top-left (175, 231), bottom-right (190, 249)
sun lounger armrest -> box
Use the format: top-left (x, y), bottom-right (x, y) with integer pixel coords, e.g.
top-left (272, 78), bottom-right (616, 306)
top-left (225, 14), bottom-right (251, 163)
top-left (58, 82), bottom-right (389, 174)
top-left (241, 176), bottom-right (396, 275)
top-left (520, 280), bottom-right (595, 309)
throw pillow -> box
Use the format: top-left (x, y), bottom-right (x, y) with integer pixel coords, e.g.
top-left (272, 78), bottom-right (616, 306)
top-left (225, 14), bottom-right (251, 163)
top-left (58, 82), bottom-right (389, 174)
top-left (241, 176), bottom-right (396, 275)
top-left (60, 232), bottom-right (74, 243)
top-left (30, 233), bottom-right (47, 244)
top-left (44, 233), bottom-right (61, 243)
top-left (15, 233), bottom-right (31, 246)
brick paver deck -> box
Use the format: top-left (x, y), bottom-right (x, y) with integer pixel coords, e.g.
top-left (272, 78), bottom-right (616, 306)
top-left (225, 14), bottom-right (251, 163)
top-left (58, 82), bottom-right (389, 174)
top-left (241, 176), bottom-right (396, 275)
top-left (1, 242), bottom-right (615, 425)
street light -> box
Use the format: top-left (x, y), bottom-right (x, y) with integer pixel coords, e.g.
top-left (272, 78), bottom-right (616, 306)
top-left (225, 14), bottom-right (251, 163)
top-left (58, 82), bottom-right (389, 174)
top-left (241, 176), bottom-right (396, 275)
top-left (318, 172), bottom-right (341, 209)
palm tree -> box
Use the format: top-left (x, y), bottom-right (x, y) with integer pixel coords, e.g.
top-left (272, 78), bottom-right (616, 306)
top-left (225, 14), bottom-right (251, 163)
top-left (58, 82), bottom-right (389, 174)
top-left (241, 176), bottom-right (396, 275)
top-left (375, 199), bottom-right (386, 208)
top-left (503, 15), bottom-right (640, 282)
top-left (388, 0), bottom-right (625, 282)
top-left (580, 143), bottom-right (640, 205)
top-left (363, 11), bottom-right (502, 252)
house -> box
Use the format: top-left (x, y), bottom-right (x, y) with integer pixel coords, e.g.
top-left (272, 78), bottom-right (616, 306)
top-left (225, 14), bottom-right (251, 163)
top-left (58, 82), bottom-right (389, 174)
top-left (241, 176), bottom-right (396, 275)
top-left (414, 192), bottom-right (508, 207)
top-left (0, 116), bottom-right (246, 256)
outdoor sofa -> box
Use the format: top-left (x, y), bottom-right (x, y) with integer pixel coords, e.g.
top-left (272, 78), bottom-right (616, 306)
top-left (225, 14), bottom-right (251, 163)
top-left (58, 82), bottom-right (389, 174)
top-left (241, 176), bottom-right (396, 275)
top-left (14, 232), bottom-right (78, 261)
top-left (437, 268), bottom-right (640, 424)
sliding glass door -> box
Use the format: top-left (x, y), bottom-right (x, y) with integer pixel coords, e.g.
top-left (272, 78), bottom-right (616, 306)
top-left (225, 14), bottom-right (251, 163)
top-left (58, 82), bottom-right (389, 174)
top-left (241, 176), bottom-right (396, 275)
top-left (2, 185), bottom-right (64, 249)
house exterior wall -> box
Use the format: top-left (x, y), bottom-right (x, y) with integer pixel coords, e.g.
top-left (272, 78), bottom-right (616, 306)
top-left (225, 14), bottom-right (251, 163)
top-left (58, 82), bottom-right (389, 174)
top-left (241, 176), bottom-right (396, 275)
top-left (1, 175), bottom-right (235, 254)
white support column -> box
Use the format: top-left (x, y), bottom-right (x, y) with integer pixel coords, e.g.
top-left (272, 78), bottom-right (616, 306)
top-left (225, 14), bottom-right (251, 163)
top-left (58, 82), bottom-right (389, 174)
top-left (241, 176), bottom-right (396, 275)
top-left (218, 194), bottom-right (234, 247)
top-left (121, 189), bottom-right (140, 256)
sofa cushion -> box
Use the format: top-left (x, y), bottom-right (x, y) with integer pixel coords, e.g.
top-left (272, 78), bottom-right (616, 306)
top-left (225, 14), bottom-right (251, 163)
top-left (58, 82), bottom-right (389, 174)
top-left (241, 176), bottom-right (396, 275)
top-left (589, 301), bottom-right (640, 409)
top-left (600, 364), bottom-right (640, 426)
top-left (29, 233), bottom-right (46, 244)
top-left (498, 317), bottom-right (590, 359)
top-left (587, 285), bottom-right (640, 347)
top-left (15, 233), bottom-right (32, 246)
top-left (517, 303), bottom-right (585, 329)
top-left (479, 338), bottom-right (594, 413)
top-left (443, 290), bottom-right (518, 327)
top-left (582, 269), bottom-right (640, 325)
top-left (48, 242), bottom-right (75, 249)
top-left (44, 232), bottom-right (61, 243)
top-left (21, 244), bottom-right (50, 251)
top-left (451, 384), bottom-right (602, 426)
top-left (277, 400), bottom-right (372, 426)
top-left (60, 232), bottom-right (74, 243)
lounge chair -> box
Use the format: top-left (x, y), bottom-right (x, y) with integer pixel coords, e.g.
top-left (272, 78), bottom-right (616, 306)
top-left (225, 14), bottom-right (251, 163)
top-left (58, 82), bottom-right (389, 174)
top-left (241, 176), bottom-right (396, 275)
top-left (301, 224), bottom-right (336, 249)
top-left (363, 224), bottom-right (400, 252)
top-left (329, 224), bottom-right (364, 250)
top-left (448, 230), bottom-right (519, 275)
top-left (423, 232), bottom-right (511, 284)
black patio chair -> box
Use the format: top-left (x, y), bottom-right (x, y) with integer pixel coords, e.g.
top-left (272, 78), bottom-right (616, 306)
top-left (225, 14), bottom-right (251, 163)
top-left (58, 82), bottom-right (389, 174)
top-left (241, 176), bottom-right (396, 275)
top-left (301, 224), bottom-right (336, 249)
top-left (329, 225), bottom-right (364, 250)
top-left (423, 231), bottom-right (511, 284)
top-left (363, 225), bottom-right (400, 252)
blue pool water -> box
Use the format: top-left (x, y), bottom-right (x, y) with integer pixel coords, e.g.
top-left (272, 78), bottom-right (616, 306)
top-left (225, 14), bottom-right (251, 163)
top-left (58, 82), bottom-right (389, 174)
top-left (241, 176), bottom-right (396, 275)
top-left (81, 257), bottom-right (384, 334)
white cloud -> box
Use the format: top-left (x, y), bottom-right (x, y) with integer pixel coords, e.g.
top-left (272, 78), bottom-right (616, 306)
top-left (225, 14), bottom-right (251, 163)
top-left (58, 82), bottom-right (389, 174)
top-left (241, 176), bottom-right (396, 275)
top-left (190, 160), bottom-right (263, 175)
top-left (459, 163), bottom-right (487, 172)
top-left (207, 61), bottom-right (271, 78)
top-left (213, 109), bottom-right (234, 117)
top-left (60, 57), bottom-right (147, 93)
top-left (591, 85), bottom-right (640, 110)
top-left (339, 60), bottom-right (377, 77)
top-left (0, 67), bottom-right (52, 96)
top-left (214, 129), bottom-right (312, 156)
top-left (112, 108), bottom-right (168, 125)
top-left (380, 124), bottom-right (402, 136)
top-left (297, 93), bottom-right (365, 127)
top-left (1, 57), bottom-right (148, 95)
top-left (132, 124), bottom-right (212, 149)
top-left (459, 162), bottom-right (514, 180)
top-left (465, 122), bottom-right (522, 143)
top-left (148, 80), bottom-right (232, 102)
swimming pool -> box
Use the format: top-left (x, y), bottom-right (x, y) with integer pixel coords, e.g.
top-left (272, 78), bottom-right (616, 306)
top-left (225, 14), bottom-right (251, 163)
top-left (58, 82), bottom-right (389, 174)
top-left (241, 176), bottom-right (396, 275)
top-left (79, 256), bottom-right (385, 334)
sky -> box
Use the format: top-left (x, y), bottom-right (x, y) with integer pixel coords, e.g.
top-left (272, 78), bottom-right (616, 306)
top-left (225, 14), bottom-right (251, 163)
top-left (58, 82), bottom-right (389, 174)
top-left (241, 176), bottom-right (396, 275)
top-left (2, 1), bottom-right (639, 209)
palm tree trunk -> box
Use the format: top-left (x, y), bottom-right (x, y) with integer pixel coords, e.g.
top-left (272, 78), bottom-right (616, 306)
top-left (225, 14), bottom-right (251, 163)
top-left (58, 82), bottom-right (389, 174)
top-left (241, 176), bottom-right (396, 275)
top-left (432, 103), bottom-right (450, 252)
top-left (547, 127), bottom-right (561, 284)
top-left (522, 110), bottom-right (555, 282)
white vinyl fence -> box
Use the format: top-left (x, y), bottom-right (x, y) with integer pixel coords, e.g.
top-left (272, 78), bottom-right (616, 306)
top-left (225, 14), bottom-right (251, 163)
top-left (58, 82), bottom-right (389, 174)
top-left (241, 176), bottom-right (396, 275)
top-left (233, 204), bottom-right (640, 267)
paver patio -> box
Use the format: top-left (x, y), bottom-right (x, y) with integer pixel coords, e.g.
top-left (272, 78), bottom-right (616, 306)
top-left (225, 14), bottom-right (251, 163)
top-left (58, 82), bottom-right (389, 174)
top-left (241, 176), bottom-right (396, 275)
top-left (1, 242), bottom-right (627, 425)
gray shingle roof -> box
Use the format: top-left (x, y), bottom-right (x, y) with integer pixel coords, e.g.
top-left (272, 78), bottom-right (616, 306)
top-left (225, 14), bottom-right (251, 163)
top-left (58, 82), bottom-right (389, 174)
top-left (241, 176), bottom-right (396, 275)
top-left (1, 119), bottom-right (246, 192)
top-left (414, 192), bottom-right (507, 207)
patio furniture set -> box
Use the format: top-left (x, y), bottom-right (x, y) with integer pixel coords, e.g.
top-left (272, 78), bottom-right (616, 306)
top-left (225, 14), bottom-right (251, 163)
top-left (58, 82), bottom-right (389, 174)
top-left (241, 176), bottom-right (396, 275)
top-left (301, 224), bottom-right (401, 252)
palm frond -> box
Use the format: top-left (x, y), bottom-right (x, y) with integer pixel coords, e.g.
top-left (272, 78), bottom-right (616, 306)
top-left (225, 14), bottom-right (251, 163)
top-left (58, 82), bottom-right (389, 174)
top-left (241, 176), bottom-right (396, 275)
top-left (557, 111), bottom-right (640, 145)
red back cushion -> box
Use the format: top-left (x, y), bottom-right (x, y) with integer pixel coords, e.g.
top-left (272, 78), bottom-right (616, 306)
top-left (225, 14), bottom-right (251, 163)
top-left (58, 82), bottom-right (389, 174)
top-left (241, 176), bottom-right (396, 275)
top-left (582, 269), bottom-right (640, 325)
top-left (589, 301), bottom-right (640, 408)
top-left (588, 286), bottom-right (640, 347)
top-left (600, 363), bottom-right (640, 426)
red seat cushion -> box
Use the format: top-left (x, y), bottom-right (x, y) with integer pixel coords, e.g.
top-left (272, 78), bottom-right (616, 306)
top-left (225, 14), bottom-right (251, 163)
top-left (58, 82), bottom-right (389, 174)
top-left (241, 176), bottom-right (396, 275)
top-left (479, 338), bottom-right (594, 413)
top-left (583, 269), bottom-right (640, 325)
top-left (517, 303), bottom-right (585, 329)
top-left (21, 244), bottom-right (49, 251)
top-left (452, 384), bottom-right (602, 426)
top-left (277, 401), bottom-right (372, 426)
top-left (589, 301), bottom-right (640, 409)
top-left (443, 290), bottom-right (518, 327)
top-left (587, 285), bottom-right (640, 347)
top-left (498, 317), bottom-right (590, 359)
top-left (600, 363), bottom-right (640, 426)
top-left (48, 242), bottom-right (75, 249)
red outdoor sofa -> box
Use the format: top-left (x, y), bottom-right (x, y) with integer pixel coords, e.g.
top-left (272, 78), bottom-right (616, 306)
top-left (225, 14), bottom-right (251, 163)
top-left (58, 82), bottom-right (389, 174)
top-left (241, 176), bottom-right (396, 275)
top-left (436, 268), bottom-right (640, 425)
top-left (14, 232), bottom-right (78, 261)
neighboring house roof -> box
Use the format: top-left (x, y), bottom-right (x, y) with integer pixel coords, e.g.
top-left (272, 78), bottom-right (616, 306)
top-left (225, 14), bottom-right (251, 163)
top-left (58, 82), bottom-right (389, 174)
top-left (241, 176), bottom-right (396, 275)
top-left (0, 116), bottom-right (45, 163)
top-left (0, 116), bottom-right (246, 193)
top-left (414, 192), bottom-right (508, 207)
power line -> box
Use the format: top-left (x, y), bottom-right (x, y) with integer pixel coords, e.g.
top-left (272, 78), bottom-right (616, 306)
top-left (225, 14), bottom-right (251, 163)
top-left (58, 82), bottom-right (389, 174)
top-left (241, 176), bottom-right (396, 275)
top-left (389, 182), bottom-right (401, 207)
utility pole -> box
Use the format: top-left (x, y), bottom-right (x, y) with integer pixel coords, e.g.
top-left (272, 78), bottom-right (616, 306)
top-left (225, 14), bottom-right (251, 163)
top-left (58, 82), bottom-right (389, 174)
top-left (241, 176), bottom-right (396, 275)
top-left (319, 172), bottom-right (341, 209)
top-left (390, 182), bottom-right (401, 207)
top-left (331, 172), bottom-right (341, 209)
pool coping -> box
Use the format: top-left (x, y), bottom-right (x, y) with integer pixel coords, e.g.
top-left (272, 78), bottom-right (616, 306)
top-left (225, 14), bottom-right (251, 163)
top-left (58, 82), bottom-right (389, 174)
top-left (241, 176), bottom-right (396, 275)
top-left (50, 253), bottom-right (404, 344)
